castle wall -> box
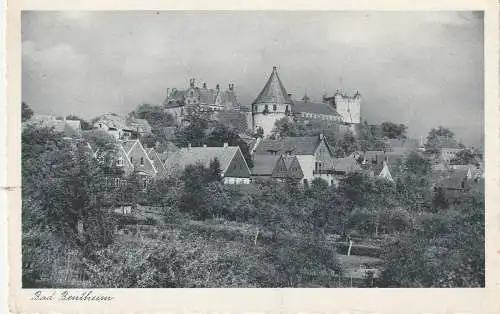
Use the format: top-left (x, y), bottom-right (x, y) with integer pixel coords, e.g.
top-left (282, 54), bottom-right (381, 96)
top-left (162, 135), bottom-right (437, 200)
top-left (335, 95), bottom-right (361, 124)
top-left (252, 103), bottom-right (290, 137)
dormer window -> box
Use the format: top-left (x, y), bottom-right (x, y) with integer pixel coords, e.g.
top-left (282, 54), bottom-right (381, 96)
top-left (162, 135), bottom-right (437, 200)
top-left (130, 157), bottom-right (134, 163)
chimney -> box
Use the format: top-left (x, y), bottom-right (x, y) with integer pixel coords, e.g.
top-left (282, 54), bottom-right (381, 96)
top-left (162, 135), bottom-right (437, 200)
top-left (288, 93), bottom-right (292, 98)
top-left (319, 133), bottom-right (324, 141)
top-left (188, 143), bottom-right (192, 149)
top-left (155, 141), bottom-right (159, 149)
top-left (203, 144), bottom-right (207, 148)
top-left (273, 66), bottom-right (277, 72)
top-left (216, 84), bottom-right (220, 90)
top-left (190, 78), bottom-right (195, 88)
top-left (203, 82), bottom-right (207, 89)
top-left (223, 142), bottom-right (228, 148)
top-left (229, 83), bottom-right (234, 91)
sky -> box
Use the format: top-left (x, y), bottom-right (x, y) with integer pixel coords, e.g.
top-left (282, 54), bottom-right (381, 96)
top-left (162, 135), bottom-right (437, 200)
top-left (21, 11), bottom-right (484, 147)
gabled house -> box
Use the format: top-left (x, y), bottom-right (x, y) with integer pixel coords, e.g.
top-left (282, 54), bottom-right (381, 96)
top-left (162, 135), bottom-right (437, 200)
top-left (121, 139), bottom-right (157, 178)
top-left (164, 143), bottom-right (251, 184)
top-left (146, 147), bottom-right (167, 177)
top-left (250, 155), bottom-right (281, 180)
top-left (378, 161), bottom-right (394, 182)
top-left (331, 155), bottom-right (363, 186)
top-left (271, 155), bottom-right (304, 182)
top-left (253, 133), bottom-right (336, 186)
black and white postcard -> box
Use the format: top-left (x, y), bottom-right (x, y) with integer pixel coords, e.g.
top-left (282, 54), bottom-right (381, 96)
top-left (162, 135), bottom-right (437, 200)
top-left (5, 1), bottom-right (500, 314)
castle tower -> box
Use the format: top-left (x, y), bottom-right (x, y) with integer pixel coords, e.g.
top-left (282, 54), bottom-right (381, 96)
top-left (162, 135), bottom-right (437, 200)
top-left (252, 66), bottom-right (293, 137)
top-left (333, 89), bottom-right (361, 124)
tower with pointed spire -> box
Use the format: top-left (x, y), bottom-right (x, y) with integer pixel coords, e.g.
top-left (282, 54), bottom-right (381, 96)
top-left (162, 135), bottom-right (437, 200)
top-left (252, 66), bottom-right (293, 137)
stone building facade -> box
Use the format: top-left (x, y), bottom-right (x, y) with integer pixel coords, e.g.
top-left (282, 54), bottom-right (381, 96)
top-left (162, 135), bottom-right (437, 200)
top-left (251, 66), bottom-right (294, 138)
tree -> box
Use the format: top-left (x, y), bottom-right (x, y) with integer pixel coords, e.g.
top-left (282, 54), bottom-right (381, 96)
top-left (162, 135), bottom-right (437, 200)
top-left (272, 117), bottom-right (299, 138)
top-left (22, 126), bottom-right (120, 259)
top-left (449, 149), bottom-right (477, 165)
top-left (379, 187), bottom-right (484, 288)
top-left (22, 102), bottom-right (34, 122)
top-left (131, 104), bottom-right (175, 131)
top-left (337, 131), bottom-right (359, 157)
top-left (179, 163), bottom-right (222, 219)
top-left (253, 127), bottom-right (264, 139)
top-left (381, 122), bottom-right (407, 139)
top-left (425, 126), bottom-right (458, 155)
top-left (404, 151), bottom-right (431, 176)
top-left (209, 158), bottom-right (222, 182)
top-left (66, 115), bottom-right (93, 130)
top-left (82, 129), bottom-right (116, 151)
top-left (432, 186), bottom-right (448, 211)
top-left (174, 108), bottom-right (211, 147)
top-left (205, 124), bottom-right (254, 168)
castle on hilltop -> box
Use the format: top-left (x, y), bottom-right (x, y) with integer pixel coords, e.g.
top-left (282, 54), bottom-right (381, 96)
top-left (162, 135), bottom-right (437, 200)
top-left (162, 79), bottom-right (245, 126)
top-left (161, 66), bottom-right (361, 137)
top-left (251, 66), bottom-right (361, 137)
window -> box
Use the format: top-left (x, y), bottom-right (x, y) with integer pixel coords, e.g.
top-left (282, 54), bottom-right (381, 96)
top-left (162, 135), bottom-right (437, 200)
top-left (140, 157), bottom-right (144, 165)
top-left (273, 105), bottom-right (277, 111)
top-left (264, 105), bottom-right (269, 113)
top-left (117, 156), bottom-right (124, 166)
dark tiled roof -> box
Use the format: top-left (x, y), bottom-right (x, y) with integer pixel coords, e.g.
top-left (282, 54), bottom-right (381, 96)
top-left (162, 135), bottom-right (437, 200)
top-left (252, 67), bottom-right (293, 105)
top-left (271, 155), bottom-right (304, 179)
top-left (385, 138), bottom-right (419, 152)
top-left (293, 100), bottom-right (340, 116)
top-left (122, 140), bottom-right (138, 154)
top-left (251, 155), bottom-right (280, 176)
top-left (254, 136), bottom-right (320, 156)
top-left (334, 156), bottom-right (362, 173)
top-left (164, 146), bottom-right (240, 174)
